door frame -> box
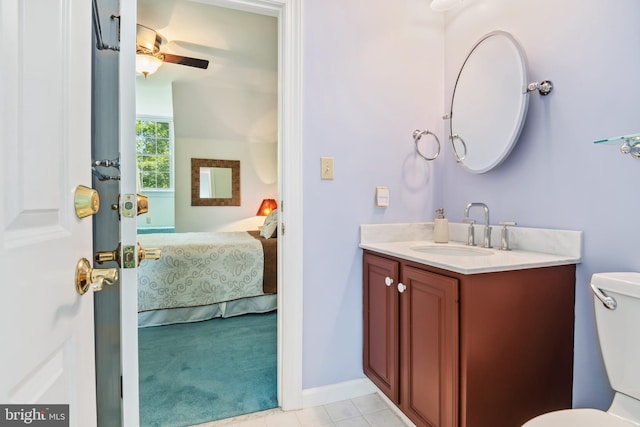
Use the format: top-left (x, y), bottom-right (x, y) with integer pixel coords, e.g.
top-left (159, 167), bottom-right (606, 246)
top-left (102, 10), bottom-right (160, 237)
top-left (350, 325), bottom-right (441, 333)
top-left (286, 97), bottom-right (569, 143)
top-left (120, 0), bottom-right (304, 422)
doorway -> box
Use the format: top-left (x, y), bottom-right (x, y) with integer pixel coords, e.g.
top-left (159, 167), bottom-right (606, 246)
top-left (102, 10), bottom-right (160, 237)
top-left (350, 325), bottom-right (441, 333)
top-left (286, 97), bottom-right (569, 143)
top-left (111, 0), bottom-right (304, 423)
top-left (135, 1), bottom-right (279, 424)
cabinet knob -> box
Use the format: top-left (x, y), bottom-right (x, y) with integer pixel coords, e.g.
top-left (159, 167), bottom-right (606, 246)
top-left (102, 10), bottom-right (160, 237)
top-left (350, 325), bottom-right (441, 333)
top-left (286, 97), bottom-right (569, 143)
top-left (397, 283), bottom-right (407, 293)
top-left (384, 276), bottom-right (394, 287)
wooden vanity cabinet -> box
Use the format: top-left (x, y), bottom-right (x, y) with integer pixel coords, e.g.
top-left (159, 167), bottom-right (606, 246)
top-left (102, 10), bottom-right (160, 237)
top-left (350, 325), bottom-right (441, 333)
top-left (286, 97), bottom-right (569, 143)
top-left (363, 250), bottom-right (575, 427)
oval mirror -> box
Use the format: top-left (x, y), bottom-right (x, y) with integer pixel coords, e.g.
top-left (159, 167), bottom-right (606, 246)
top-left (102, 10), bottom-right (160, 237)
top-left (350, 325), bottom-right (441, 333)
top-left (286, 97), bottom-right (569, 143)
top-left (449, 31), bottom-right (529, 174)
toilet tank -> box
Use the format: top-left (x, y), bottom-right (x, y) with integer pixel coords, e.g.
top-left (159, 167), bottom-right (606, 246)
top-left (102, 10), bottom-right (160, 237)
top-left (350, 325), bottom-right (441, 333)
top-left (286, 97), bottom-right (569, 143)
top-left (591, 272), bottom-right (640, 401)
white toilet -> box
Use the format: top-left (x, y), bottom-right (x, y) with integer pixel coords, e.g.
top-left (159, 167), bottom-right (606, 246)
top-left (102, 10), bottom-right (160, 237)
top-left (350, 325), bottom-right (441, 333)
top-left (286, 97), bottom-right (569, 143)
top-left (523, 272), bottom-right (640, 427)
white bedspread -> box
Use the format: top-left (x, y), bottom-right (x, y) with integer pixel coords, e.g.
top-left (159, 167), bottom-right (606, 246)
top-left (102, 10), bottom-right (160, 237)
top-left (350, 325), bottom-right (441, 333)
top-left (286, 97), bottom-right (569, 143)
top-left (137, 232), bottom-right (264, 312)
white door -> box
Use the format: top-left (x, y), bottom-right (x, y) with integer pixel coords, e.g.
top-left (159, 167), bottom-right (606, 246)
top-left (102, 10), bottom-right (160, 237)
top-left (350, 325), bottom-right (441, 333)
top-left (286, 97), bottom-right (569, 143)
top-left (0, 0), bottom-right (97, 425)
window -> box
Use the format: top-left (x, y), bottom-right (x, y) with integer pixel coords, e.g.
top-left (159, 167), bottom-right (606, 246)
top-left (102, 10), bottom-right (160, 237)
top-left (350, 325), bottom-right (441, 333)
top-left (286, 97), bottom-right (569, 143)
top-left (136, 118), bottom-right (174, 190)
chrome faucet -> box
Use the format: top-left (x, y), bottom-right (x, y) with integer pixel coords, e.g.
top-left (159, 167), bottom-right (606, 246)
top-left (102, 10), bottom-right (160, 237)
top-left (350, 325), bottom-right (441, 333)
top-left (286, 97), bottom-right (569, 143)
top-left (463, 202), bottom-right (492, 248)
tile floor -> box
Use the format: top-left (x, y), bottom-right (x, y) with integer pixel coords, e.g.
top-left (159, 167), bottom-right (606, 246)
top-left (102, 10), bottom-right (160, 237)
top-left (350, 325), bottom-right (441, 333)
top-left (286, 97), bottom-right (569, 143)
top-left (193, 393), bottom-right (411, 427)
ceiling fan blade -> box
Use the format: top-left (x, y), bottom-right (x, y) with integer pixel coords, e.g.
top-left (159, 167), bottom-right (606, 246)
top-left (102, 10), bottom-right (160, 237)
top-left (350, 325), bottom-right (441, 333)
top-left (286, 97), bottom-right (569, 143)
top-left (162, 53), bottom-right (209, 70)
top-left (136, 24), bottom-right (161, 54)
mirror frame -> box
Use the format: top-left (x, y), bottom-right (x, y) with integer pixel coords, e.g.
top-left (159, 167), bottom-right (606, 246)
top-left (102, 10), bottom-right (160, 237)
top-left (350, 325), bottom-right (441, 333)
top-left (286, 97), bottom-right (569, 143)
top-left (191, 158), bottom-right (241, 206)
top-left (449, 30), bottom-right (529, 174)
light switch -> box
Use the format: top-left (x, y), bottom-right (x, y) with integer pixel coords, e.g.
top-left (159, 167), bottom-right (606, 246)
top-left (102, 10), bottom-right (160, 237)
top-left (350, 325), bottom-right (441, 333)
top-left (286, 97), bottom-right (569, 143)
top-left (376, 186), bottom-right (389, 207)
top-left (321, 157), bottom-right (334, 180)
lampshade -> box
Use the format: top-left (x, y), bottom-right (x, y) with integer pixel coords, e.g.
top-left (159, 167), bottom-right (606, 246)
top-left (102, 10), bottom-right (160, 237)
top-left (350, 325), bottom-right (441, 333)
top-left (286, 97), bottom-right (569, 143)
top-left (430, 0), bottom-right (463, 11)
top-left (136, 53), bottom-right (163, 77)
top-left (256, 199), bottom-right (277, 216)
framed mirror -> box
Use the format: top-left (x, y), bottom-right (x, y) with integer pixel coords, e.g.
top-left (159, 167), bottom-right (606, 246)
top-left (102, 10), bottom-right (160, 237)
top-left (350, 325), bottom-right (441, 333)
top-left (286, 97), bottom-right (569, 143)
top-left (191, 158), bottom-right (240, 206)
top-left (449, 31), bottom-right (529, 174)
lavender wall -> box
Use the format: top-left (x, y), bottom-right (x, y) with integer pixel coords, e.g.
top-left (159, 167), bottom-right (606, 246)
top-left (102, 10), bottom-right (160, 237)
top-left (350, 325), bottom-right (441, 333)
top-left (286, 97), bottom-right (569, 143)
top-left (441, 0), bottom-right (640, 409)
top-left (302, 0), bottom-right (445, 388)
top-left (301, 0), bottom-right (640, 411)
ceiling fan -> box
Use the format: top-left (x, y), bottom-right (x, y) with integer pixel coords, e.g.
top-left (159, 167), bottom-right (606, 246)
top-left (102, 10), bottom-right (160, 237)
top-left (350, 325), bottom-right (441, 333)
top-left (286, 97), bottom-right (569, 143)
top-left (136, 24), bottom-right (209, 77)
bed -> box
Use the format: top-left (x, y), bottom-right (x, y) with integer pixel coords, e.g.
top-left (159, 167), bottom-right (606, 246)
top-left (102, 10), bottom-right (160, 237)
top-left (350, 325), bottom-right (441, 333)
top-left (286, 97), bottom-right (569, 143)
top-left (136, 230), bottom-right (277, 327)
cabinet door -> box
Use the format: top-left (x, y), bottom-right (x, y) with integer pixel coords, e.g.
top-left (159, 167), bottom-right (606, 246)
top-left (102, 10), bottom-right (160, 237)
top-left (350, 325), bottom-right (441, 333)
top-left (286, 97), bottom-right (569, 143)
top-left (363, 252), bottom-right (400, 402)
top-left (400, 266), bottom-right (459, 427)
top-left (459, 266), bottom-right (575, 427)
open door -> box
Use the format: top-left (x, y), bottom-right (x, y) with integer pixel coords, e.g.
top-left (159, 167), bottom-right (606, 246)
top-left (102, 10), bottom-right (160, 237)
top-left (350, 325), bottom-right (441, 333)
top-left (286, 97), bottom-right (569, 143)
top-left (0, 0), bottom-right (98, 425)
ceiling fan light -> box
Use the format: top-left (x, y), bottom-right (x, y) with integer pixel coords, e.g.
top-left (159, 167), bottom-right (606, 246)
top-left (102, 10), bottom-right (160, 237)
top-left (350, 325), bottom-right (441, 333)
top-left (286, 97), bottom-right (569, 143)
top-left (430, 0), bottom-right (463, 11)
top-left (135, 54), bottom-right (163, 77)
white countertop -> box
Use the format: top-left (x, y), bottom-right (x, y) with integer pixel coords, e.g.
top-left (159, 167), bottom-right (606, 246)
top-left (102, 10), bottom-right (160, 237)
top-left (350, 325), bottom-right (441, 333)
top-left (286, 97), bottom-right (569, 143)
top-left (360, 222), bottom-right (582, 275)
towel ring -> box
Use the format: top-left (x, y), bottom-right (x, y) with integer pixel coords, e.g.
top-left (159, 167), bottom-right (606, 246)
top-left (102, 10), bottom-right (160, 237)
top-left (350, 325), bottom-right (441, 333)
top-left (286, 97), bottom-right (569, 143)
top-left (412, 129), bottom-right (441, 161)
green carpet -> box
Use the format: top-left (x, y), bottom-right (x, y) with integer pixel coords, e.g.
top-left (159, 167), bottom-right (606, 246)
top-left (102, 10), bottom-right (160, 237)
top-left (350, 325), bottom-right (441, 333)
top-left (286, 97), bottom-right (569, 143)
top-left (139, 312), bottom-right (277, 427)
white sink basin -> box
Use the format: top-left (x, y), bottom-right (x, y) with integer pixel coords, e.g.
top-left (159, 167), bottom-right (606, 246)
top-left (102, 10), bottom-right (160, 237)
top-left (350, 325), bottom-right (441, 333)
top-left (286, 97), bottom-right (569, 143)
top-left (410, 244), bottom-right (494, 257)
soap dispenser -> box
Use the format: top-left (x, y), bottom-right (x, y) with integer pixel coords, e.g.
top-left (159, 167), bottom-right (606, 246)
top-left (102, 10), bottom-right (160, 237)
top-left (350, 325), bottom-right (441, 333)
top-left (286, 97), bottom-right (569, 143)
top-left (434, 208), bottom-right (449, 243)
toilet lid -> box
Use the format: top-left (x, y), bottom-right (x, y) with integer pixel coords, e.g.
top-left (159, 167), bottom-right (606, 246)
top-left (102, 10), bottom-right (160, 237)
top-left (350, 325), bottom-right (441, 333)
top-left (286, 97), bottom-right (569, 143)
top-left (523, 408), bottom-right (638, 427)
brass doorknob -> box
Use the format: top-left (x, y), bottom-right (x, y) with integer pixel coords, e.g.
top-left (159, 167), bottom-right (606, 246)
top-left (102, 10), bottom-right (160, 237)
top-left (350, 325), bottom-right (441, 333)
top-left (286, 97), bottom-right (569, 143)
top-left (110, 194), bottom-right (149, 217)
top-left (138, 243), bottom-right (161, 264)
top-left (94, 246), bottom-right (119, 265)
top-left (75, 258), bottom-right (118, 295)
top-left (137, 194), bottom-right (149, 215)
top-left (74, 185), bottom-right (100, 218)
top-left (95, 243), bottom-right (161, 267)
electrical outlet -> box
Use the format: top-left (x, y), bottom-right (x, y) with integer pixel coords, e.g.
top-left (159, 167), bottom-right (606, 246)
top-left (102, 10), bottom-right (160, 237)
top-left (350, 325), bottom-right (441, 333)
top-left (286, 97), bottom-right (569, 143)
top-left (146, 217), bottom-right (152, 224)
top-left (321, 157), bottom-right (334, 180)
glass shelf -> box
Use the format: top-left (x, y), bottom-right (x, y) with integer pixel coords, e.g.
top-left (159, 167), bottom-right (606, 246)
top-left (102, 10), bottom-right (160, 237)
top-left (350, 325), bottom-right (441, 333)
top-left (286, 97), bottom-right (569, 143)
top-left (593, 133), bottom-right (640, 145)
top-left (593, 133), bottom-right (640, 158)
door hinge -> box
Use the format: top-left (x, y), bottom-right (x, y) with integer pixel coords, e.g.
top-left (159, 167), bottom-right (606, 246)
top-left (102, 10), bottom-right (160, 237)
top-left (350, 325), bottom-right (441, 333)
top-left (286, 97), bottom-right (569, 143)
top-left (120, 375), bottom-right (123, 398)
top-left (281, 222), bottom-right (285, 236)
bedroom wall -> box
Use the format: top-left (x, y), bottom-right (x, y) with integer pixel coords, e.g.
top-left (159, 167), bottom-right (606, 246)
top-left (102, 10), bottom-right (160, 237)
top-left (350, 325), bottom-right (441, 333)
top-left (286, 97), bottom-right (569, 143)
top-left (173, 8), bottom-right (278, 232)
top-left (172, 78), bottom-right (278, 232)
top-left (134, 6), bottom-right (278, 233)
top-left (437, 0), bottom-right (640, 409)
top-left (302, 0), bottom-right (445, 388)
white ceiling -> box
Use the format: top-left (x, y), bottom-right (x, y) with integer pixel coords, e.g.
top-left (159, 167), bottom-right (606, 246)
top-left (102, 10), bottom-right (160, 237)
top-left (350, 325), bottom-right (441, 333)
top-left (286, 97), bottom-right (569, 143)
top-left (136, 0), bottom-right (277, 85)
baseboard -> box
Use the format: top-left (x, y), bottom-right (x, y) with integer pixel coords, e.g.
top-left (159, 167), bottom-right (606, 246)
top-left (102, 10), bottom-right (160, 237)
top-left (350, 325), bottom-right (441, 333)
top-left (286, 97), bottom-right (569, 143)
top-left (301, 377), bottom-right (378, 408)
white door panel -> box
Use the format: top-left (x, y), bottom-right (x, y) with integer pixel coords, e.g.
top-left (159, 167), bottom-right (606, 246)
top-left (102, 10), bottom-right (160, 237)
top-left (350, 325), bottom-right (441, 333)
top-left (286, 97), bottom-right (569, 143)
top-left (0, 0), bottom-right (97, 424)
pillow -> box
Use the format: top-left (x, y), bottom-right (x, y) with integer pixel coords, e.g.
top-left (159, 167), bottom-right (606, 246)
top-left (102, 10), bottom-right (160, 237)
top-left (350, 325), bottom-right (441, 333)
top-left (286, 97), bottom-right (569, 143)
top-left (260, 209), bottom-right (278, 239)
